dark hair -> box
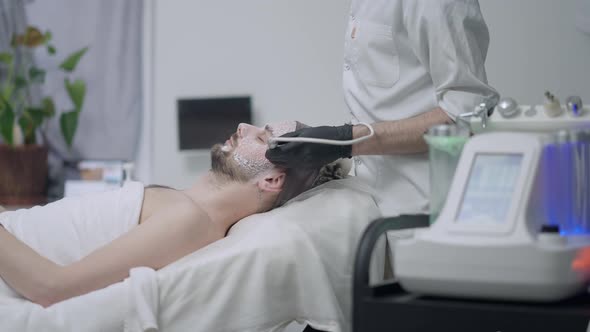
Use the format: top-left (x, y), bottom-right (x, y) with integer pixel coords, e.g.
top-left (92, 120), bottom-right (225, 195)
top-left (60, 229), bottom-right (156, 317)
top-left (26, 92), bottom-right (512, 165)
top-left (271, 122), bottom-right (351, 208)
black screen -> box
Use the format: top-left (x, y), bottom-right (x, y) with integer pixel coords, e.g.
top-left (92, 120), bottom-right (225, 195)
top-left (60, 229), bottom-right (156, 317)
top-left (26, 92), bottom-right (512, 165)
top-left (177, 96), bottom-right (252, 150)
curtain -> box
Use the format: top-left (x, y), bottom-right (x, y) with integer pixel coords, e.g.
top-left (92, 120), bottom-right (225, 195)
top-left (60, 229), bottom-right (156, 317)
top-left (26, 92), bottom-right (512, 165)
top-left (26, 0), bottom-right (143, 161)
top-left (25, 0), bottom-right (143, 198)
top-left (0, 0), bottom-right (34, 50)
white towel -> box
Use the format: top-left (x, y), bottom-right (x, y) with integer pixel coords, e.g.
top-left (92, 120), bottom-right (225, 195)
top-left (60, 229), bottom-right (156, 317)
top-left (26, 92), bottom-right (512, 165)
top-left (0, 181), bottom-right (144, 269)
top-left (0, 279), bottom-right (128, 331)
top-left (0, 267), bottom-right (159, 332)
top-left (125, 267), bottom-right (159, 332)
top-left (0, 181), bottom-right (145, 331)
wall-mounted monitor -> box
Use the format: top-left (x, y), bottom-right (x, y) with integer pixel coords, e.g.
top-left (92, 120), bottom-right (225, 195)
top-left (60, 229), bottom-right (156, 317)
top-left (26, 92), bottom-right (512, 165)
top-left (177, 96), bottom-right (252, 150)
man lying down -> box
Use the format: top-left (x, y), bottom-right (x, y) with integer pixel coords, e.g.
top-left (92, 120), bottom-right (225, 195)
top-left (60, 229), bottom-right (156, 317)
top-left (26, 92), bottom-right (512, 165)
top-left (0, 121), bottom-right (348, 307)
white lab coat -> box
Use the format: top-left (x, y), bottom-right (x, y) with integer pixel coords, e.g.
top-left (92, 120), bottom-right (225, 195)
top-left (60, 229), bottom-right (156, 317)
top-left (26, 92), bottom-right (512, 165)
top-left (343, 0), bottom-right (498, 217)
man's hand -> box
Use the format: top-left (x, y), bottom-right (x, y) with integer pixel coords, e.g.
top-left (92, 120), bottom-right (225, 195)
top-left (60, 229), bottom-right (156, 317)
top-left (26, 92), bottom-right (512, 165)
top-left (265, 124), bottom-right (353, 168)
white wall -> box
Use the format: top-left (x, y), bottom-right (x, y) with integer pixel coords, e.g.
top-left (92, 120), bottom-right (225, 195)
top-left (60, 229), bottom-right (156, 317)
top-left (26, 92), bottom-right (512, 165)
top-left (481, 0), bottom-right (590, 105)
top-left (148, 0), bottom-right (590, 187)
top-left (150, 0), bottom-right (351, 187)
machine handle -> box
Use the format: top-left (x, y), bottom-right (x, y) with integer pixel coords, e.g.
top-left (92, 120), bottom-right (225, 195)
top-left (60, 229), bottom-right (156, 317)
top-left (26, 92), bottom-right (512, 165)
top-left (353, 215), bottom-right (430, 300)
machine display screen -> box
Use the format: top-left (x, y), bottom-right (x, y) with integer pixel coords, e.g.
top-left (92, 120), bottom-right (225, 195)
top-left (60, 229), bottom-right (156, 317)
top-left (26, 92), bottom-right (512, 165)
top-left (456, 154), bottom-right (523, 224)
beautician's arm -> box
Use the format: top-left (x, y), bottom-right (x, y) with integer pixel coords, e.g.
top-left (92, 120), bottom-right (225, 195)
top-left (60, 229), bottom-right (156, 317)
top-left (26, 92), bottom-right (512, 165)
top-left (351, 107), bottom-right (452, 156)
top-left (0, 202), bottom-right (212, 307)
top-left (264, 108), bottom-right (453, 168)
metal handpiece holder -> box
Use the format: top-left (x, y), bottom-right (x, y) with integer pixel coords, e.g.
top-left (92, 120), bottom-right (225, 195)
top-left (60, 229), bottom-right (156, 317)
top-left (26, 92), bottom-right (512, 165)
top-left (458, 94), bottom-right (499, 129)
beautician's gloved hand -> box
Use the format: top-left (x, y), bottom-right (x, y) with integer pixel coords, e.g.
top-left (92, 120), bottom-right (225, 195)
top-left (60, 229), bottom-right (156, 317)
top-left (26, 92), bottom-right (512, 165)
top-left (265, 124), bottom-right (353, 168)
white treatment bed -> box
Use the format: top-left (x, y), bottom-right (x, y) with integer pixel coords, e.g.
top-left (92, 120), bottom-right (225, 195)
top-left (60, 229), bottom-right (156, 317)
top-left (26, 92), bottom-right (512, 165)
top-left (0, 178), bottom-right (380, 332)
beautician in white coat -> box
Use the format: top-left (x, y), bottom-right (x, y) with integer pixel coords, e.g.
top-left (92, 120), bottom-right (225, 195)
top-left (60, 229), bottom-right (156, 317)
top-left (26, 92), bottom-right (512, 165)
top-left (267, 0), bottom-right (498, 217)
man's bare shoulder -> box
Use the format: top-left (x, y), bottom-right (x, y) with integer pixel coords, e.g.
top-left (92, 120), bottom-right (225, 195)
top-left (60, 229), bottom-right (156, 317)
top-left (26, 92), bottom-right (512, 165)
top-left (149, 199), bottom-right (220, 242)
top-left (141, 187), bottom-right (210, 225)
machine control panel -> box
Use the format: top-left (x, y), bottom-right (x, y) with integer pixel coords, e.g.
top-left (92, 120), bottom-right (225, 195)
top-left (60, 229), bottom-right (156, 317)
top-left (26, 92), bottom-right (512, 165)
top-left (469, 94), bottom-right (589, 133)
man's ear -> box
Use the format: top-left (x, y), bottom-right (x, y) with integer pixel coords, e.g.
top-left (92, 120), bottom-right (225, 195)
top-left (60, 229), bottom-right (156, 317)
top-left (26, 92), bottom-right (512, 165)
top-left (258, 168), bottom-right (286, 193)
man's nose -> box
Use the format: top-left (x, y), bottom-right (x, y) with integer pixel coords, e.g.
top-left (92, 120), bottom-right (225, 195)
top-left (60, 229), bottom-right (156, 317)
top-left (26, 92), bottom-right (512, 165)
top-left (237, 123), bottom-right (248, 138)
top-left (237, 123), bottom-right (261, 138)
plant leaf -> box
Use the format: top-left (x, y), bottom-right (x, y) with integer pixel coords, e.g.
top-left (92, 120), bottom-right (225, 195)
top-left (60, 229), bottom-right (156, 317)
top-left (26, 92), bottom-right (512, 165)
top-left (60, 110), bottom-right (79, 147)
top-left (12, 26), bottom-right (45, 48)
top-left (26, 107), bottom-right (46, 127)
top-left (42, 97), bottom-right (56, 117)
top-left (60, 47), bottom-right (88, 72)
top-left (64, 78), bottom-right (85, 111)
top-left (43, 30), bottom-right (52, 43)
top-left (23, 26), bottom-right (45, 47)
top-left (29, 67), bottom-right (46, 83)
top-left (0, 97), bottom-right (14, 145)
top-left (0, 52), bottom-right (13, 64)
top-left (18, 112), bottom-right (34, 144)
top-left (1, 85), bottom-right (13, 101)
top-left (14, 76), bottom-right (27, 90)
top-left (19, 107), bottom-right (49, 144)
top-left (47, 44), bottom-right (56, 55)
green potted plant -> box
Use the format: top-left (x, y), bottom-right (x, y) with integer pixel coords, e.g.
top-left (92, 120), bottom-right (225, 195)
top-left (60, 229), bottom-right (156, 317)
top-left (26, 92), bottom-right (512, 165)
top-left (0, 26), bottom-right (88, 205)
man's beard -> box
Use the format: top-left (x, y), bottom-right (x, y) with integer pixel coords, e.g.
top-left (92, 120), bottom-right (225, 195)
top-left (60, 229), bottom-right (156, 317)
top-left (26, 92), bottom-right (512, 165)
top-left (210, 144), bottom-right (249, 182)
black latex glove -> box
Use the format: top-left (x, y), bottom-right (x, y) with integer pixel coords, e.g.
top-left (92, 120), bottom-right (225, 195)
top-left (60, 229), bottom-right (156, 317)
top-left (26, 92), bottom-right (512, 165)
top-left (265, 124), bottom-right (353, 168)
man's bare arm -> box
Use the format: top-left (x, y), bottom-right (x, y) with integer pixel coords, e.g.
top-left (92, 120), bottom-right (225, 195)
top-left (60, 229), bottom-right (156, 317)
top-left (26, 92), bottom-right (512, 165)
top-left (0, 226), bottom-right (63, 306)
top-left (0, 202), bottom-right (213, 307)
top-left (351, 108), bottom-right (453, 156)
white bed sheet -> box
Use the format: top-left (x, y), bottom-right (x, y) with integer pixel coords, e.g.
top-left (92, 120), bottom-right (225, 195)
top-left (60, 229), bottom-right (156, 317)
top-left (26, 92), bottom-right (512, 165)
top-left (0, 178), bottom-right (380, 332)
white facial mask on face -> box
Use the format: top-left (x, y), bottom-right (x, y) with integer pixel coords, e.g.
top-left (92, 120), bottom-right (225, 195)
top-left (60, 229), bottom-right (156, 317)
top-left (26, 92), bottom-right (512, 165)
top-left (232, 121), bottom-right (297, 178)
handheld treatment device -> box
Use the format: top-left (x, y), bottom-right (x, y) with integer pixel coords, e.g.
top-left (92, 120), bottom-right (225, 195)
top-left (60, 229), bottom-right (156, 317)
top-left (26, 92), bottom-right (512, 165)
top-left (267, 122), bottom-right (375, 149)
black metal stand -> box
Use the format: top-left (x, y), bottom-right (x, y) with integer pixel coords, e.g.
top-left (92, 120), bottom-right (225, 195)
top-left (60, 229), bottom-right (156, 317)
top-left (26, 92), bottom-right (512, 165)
top-left (353, 216), bottom-right (590, 332)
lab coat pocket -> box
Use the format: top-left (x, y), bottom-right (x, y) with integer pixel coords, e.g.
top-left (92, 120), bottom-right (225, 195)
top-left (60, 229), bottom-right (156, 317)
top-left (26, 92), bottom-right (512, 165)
top-left (355, 21), bottom-right (400, 88)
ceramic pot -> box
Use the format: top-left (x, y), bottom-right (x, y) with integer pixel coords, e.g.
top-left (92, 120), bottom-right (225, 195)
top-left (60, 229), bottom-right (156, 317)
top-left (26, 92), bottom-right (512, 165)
top-left (0, 144), bottom-right (48, 205)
